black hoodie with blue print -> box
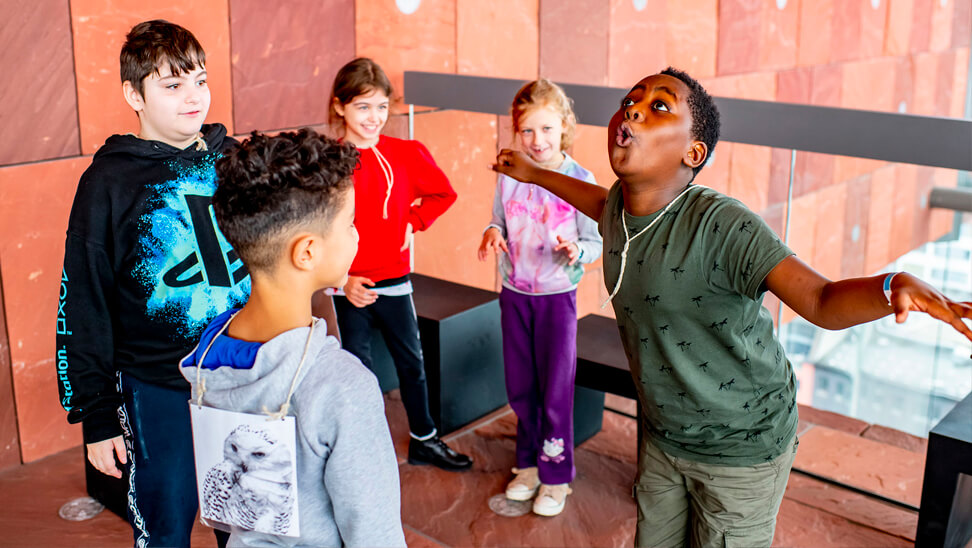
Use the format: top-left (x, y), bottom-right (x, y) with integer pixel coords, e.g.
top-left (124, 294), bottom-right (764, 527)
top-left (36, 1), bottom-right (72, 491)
top-left (56, 124), bottom-right (250, 444)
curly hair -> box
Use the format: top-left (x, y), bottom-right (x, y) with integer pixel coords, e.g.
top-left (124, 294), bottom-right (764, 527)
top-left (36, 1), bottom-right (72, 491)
top-left (510, 78), bottom-right (577, 151)
top-left (213, 128), bottom-right (359, 272)
top-left (660, 67), bottom-right (721, 177)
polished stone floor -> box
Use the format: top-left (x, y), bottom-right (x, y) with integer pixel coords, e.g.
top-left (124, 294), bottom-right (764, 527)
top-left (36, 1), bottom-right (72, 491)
top-left (0, 392), bottom-right (922, 547)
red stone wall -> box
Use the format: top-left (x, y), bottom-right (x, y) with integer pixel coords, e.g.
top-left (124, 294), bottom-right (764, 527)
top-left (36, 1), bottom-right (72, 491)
top-left (0, 0), bottom-right (968, 464)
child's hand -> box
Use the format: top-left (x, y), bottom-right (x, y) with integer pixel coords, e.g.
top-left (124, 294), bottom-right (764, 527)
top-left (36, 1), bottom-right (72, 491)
top-left (400, 222), bottom-right (414, 252)
top-left (554, 235), bottom-right (580, 265)
top-left (87, 435), bottom-right (126, 478)
top-left (890, 272), bottom-right (972, 342)
top-left (478, 227), bottom-right (509, 261)
top-left (492, 149), bottom-right (540, 183)
top-left (344, 276), bottom-right (378, 308)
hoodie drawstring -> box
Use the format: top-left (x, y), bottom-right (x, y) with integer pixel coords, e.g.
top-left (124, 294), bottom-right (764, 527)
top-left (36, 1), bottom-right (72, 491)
top-left (371, 145), bottom-right (394, 219)
top-left (192, 133), bottom-right (208, 151)
top-left (194, 312), bottom-right (316, 421)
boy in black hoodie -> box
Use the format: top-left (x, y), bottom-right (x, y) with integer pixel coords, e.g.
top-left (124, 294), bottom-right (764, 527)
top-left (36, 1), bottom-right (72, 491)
top-left (56, 20), bottom-right (248, 547)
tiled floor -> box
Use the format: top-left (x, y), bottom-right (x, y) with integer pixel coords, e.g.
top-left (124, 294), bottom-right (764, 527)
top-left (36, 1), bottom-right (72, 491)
top-left (0, 392), bottom-right (922, 547)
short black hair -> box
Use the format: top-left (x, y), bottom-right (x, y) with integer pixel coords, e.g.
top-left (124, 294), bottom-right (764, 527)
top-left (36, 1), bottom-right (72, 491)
top-left (660, 67), bottom-right (720, 177)
top-left (121, 20), bottom-right (206, 96)
top-left (213, 129), bottom-right (359, 272)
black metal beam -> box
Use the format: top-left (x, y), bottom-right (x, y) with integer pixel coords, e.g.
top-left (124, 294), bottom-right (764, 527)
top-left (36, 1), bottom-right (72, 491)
top-left (404, 71), bottom-right (972, 172)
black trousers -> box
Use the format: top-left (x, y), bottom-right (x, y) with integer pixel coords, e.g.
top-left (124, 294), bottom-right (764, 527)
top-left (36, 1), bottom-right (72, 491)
top-left (118, 374), bottom-right (226, 548)
top-left (334, 293), bottom-right (437, 437)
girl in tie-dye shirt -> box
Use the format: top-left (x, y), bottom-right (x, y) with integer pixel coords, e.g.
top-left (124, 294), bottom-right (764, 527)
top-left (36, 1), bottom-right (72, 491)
top-left (477, 79), bottom-right (601, 517)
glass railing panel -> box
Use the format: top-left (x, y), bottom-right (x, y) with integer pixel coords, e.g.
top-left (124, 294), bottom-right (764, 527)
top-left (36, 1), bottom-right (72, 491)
top-left (779, 155), bottom-right (971, 438)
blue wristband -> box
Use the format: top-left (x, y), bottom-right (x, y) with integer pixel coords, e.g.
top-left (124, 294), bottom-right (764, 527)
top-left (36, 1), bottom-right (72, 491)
top-left (883, 272), bottom-right (897, 306)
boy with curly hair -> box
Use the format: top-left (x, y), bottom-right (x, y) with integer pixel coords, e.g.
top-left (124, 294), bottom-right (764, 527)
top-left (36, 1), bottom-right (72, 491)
top-left (181, 128), bottom-right (405, 547)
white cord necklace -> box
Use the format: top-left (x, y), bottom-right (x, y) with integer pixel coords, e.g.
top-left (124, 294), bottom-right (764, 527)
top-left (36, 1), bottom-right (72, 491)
top-left (194, 312), bottom-right (316, 421)
top-left (602, 185), bottom-right (696, 308)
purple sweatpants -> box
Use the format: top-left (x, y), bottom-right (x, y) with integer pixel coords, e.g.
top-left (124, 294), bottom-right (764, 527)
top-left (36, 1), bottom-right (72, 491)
top-left (499, 288), bottom-right (577, 485)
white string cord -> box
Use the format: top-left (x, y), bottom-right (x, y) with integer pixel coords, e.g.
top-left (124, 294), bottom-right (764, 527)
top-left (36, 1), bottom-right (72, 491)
top-left (601, 185), bottom-right (696, 308)
top-left (194, 313), bottom-right (316, 421)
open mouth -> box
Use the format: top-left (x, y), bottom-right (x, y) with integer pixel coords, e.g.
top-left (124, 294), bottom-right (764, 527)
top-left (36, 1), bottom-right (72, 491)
top-left (615, 123), bottom-right (633, 147)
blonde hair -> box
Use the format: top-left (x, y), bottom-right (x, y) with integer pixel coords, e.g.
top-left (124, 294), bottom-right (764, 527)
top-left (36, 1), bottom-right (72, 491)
top-left (510, 79), bottom-right (577, 151)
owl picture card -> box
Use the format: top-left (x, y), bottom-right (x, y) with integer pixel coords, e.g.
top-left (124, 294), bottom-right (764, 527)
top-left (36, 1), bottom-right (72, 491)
top-left (189, 404), bottom-right (301, 537)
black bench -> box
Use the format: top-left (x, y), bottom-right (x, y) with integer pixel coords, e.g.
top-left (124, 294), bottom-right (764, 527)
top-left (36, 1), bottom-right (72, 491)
top-left (574, 313), bottom-right (638, 445)
top-left (916, 391), bottom-right (972, 547)
top-left (367, 274), bottom-right (509, 435)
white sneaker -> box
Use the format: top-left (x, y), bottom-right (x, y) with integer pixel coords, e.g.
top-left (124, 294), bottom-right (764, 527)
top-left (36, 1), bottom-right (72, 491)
top-left (505, 467), bottom-right (540, 501)
top-left (532, 483), bottom-right (572, 516)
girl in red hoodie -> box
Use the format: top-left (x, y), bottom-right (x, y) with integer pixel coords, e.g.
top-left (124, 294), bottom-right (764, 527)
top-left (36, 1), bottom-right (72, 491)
top-left (329, 58), bottom-right (471, 470)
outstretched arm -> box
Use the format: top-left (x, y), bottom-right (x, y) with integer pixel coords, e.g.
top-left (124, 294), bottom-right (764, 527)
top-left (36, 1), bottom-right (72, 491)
top-left (765, 255), bottom-right (972, 343)
top-left (492, 149), bottom-right (608, 221)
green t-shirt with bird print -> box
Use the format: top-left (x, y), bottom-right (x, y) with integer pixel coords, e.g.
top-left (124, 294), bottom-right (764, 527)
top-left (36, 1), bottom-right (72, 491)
top-left (599, 182), bottom-right (798, 466)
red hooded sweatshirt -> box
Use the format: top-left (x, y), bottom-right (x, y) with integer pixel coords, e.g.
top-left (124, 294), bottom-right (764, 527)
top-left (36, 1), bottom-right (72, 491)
top-left (349, 135), bottom-right (457, 282)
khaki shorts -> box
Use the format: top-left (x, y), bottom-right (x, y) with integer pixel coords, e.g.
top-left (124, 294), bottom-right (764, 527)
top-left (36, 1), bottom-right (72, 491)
top-left (634, 435), bottom-right (798, 548)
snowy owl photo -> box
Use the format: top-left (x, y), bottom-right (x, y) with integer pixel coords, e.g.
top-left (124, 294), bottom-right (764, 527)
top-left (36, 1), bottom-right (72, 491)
top-left (202, 424), bottom-right (296, 535)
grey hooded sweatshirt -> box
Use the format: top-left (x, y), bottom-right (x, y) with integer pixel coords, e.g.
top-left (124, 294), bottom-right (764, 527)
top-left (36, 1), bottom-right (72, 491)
top-left (180, 310), bottom-right (406, 547)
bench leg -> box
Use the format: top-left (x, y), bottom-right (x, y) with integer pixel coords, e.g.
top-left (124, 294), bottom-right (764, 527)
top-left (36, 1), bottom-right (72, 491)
top-left (573, 386), bottom-right (605, 446)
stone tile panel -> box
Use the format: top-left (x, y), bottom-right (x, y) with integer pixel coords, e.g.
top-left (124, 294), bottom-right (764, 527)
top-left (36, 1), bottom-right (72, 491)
top-left (911, 52), bottom-right (939, 116)
top-left (952, 0), bottom-right (972, 48)
top-left (889, 163), bottom-right (918, 261)
top-left (539, 0), bottom-right (610, 85)
top-left (666, 0), bottom-right (718, 78)
top-left (398, 409), bottom-right (636, 547)
top-left (885, 0), bottom-right (915, 56)
top-left (457, 0), bottom-right (538, 80)
top-left (797, 402), bottom-right (870, 434)
top-left (911, 165), bottom-right (935, 251)
top-left (608, 0), bottom-right (668, 87)
top-left (949, 48), bottom-right (970, 117)
top-left (355, 0), bottom-right (456, 99)
top-left (794, 426), bottom-right (925, 507)
top-left (778, 477), bottom-right (917, 544)
top-left (758, 0), bottom-right (799, 71)
top-left (778, 192), bottom-right (816, 323)
top-left (717, 0), bottom-right (762, 75)
top-left (229, 0), bottom-right (354, 133)
top-left (811, 183), bottom-right (847, 281)
top-left (909, 0), bottom-right (934, 53)
top-left (859, 0), bottom-right (889, 59)
top-left (865, 166), bottom-right (896, 273)
top-left (830, 0), bottom-right (862, 63)
top-left (413, 110), bottom-right (498, 291)
top-left (841, 175), bottom-right (871, 279)
top-left (0, 157), bottom-right (90, 462)
top-left (728, 143), bottom-right (772, 212)
top-left (0, 273), bottom-right (19, 470)
top-left (797, 0), bottom-right (834, 66)
top-left (860, 424), bottom-right (928, 454)
top-left (0, 0), bottom-right (81, 166)
top-left (694, 141), bottom-right (732, 195)
top-left (928, 167), bottom-right (958, 241)
top-left (929, 0), bottom-right (954, 52)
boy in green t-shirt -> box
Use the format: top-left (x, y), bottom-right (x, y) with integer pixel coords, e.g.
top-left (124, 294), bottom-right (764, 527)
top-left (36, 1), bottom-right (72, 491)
top-left (493, 67), bottom-right (972, 547)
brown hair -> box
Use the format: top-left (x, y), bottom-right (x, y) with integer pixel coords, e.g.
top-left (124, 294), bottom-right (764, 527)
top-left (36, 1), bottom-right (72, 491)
top-left (120, 20), bottom-right (206, 96)
top-left (510, 79), bottom-right (577, 151)
top-left (329, 58), bottom-right (394, 125)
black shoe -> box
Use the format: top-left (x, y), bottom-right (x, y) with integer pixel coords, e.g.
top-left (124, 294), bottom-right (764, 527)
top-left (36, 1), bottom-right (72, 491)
top-left (408, 436), bottom-right (473, 470)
